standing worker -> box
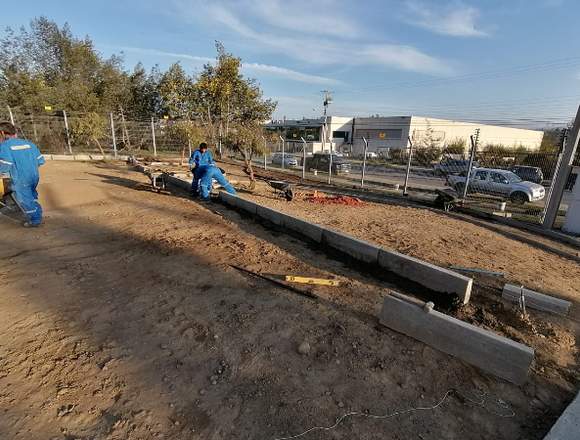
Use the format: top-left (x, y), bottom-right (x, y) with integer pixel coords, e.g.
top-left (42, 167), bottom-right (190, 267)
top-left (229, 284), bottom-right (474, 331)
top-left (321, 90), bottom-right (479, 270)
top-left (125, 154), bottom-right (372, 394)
top-left (189, 142), bottom-right (214, 196)
top-left (0, 121), bottom-right (45, 227)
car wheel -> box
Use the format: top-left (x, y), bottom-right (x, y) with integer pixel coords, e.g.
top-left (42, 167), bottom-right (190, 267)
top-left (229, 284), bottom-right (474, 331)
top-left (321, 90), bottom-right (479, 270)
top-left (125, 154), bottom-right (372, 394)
top-left (510, 191), bottom-right (528, 205)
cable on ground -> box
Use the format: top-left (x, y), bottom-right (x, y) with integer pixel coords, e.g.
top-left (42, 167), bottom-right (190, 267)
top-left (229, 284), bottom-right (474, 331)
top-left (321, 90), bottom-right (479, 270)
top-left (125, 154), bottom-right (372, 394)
top-left (273, 388), bottom-right (515, 440)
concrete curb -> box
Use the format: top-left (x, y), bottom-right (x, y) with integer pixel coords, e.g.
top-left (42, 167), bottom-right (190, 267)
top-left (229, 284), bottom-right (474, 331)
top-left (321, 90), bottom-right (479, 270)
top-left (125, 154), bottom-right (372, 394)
top-left (379, 293), bottom-right (534, 385)
top-left (378, 250), bottom-right (473, 305)
top-left (164, 174), bottom-right (190, 191)
top-left (216, 192), bottom-right (472, 304)
top-left (256, 205), bottom-right (284, 226)
top-left (46, 154), bottom-right (129, 162)
top-left (502, 284), bottom-right (571, 316)
top-left (322, 229), bottom-right (380, 264)
top-left (544, 391), bottom-right (580, 439)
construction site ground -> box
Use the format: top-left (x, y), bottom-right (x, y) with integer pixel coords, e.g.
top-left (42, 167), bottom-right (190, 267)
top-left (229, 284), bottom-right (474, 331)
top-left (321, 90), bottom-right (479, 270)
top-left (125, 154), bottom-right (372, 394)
top-left (0, 160), bottom-right (578, 440)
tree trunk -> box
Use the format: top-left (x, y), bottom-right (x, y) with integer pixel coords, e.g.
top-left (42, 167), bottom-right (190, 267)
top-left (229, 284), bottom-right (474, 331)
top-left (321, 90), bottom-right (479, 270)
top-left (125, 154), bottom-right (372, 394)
top-left (242, 147), bottom-right (256, 190)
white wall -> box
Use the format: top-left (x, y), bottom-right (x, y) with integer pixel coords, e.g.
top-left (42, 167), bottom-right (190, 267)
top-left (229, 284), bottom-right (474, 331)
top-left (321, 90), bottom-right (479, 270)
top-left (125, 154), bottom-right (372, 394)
top-left (410, 117), bottom-right (544, 151)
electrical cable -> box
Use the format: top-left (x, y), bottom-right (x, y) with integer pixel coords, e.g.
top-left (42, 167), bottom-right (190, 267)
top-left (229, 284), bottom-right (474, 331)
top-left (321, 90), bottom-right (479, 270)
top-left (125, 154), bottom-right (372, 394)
top-left (272, 388), bottom-right (515, 440)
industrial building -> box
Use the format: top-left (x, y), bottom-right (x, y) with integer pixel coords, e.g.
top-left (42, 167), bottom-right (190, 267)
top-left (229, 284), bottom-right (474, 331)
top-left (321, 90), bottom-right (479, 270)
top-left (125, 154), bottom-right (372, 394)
top-left (266, 115), bottom-right (545, 154)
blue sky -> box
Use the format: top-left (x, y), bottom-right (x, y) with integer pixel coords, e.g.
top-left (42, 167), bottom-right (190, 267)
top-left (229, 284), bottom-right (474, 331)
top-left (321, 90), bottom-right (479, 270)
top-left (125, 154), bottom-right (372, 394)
top-left (3, 0), bottom-right (580, 125)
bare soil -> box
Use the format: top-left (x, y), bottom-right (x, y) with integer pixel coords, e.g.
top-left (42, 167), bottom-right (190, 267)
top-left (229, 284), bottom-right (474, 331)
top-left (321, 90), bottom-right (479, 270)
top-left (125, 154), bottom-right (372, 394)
top-left (0, 161), bottom-right (577, 440)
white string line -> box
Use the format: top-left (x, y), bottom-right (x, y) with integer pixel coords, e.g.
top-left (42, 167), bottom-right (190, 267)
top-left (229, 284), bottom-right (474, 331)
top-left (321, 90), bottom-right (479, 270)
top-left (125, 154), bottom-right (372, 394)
top-left (272, 389), bottom-right (515, 440)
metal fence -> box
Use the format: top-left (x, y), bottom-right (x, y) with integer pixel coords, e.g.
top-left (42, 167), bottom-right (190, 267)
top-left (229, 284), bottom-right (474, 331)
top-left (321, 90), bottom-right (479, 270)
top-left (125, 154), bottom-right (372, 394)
top-left (1, 107), bottom-right (196, 157)
top-left (248, 129), bottom-right (577, 228)
top-left (3, 105), bottom-right (577, 229)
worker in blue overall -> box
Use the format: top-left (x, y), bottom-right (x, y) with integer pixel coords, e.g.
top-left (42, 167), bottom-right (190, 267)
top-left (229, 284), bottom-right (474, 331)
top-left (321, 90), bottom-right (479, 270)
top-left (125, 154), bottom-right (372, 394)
top-left (189, 142), bottom-right (214, 196)
top-left (0, 121), bottom-right (45, 227)
top-left (198, 165), bottom-right (237, 201)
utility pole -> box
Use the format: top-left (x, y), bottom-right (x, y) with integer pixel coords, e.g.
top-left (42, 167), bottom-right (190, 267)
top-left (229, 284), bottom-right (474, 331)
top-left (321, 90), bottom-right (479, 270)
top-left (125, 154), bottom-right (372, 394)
top-left (543, 105), bottom-right (580, 229)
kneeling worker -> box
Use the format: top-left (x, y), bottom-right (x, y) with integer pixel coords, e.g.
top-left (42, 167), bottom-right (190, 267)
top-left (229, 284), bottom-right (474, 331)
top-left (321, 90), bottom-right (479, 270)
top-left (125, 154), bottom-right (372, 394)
top-left (198, 165), bottom-right (237, 201)
top-left (0, 122), bottom-right (45, 226)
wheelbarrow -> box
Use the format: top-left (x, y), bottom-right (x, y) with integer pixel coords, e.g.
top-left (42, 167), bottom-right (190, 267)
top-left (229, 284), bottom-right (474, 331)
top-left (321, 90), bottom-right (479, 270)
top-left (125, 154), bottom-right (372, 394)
top-left (266, 180), bottom-right (294, 201)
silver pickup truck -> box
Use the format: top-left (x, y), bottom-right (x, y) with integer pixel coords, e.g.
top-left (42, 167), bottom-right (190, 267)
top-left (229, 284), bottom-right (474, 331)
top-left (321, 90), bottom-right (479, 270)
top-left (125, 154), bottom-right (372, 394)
top-left (448, 168), bottom-right (545, 205)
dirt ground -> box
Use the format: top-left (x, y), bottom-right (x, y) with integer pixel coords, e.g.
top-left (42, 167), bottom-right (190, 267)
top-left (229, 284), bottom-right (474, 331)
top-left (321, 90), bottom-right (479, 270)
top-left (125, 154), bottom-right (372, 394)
top-left (0, 161), bottom-right (578, 440)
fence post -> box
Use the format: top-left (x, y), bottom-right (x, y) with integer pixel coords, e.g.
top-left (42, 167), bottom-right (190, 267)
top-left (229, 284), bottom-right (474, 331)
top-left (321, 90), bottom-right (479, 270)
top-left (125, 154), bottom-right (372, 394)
top-left (540, 129), bottom-right (567, 224)
top-left (110, 113), bottom-right (117, 159)
top-left (327, 126), bottom-right (333, 184)
top-left (462, 129), bottom-right (480, 201)
top-left (279, 135), bottom-right (285, 169)
top-left (31, 113), bottom-right (38, 143)
top-left (62, 110), bottom-right (72, 154)
top-left (188, 139), bottom-right (192, 158)
top-left (361, 137), bottom-right (369, 188)
top-left (150, 117), bottom-right (157, 157)
top-left (7, 106), bottom-right (14, 125)
top-left (301, 137), bottom-right (307, 180)
top-left (403, 136), bottom-right (414, 195)
top-left (543, 104), bottom-right (580, 229)
top-left (262, 136), bottom-right (267, 170)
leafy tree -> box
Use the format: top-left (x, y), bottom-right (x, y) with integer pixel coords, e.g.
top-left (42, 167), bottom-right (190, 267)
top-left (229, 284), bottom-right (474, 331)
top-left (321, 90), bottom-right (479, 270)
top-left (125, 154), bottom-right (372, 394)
top-left (193, 42), bottom-right (276, 183)
top-left (193, 42), bottom-right (276, 149)
top-left (69, 112), bottom-right (108, 154)
top-left (158, 63), bottom-right (195, 119)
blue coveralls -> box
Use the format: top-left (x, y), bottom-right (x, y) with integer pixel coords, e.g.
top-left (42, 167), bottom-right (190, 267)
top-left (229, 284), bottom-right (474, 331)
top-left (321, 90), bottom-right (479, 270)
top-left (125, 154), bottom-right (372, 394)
top-left (189, 149), bottom-right (214, 194)
top-left (198, 165), bottom-right (237, 200)
top-left (0, 138), bottom-right (45, 226)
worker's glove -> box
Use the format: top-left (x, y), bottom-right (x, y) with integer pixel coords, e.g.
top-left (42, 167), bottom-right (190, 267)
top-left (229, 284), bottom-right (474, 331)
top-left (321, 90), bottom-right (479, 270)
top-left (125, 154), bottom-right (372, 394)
top-left (190, 163), bottom-right (197, 170)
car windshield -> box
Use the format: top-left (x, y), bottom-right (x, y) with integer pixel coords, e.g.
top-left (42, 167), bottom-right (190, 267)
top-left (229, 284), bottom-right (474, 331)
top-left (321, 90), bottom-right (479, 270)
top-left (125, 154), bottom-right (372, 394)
top-left (505, 172), bottom-right (523, 183)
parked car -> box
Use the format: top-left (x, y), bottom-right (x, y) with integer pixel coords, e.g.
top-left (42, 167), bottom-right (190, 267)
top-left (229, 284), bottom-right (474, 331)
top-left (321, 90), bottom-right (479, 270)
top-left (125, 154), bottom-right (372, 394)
top-left (306, 154), bottom-right (351, 174)
top-left (509, 165), bottom-right (544, 184)
top-left (271, 152), bottom-right (298, 168)
top-left (434, 159), bottom-right (480, 176)
top-left (448, 168), bottom-right (545, 204)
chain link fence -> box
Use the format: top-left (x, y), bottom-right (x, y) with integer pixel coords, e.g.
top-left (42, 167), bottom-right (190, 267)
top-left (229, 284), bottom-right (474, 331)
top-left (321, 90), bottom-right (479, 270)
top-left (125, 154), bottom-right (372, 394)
top-left (245, 128), bottom-right (577, 228)
top-left (3, 105), bottom-right (578, 229)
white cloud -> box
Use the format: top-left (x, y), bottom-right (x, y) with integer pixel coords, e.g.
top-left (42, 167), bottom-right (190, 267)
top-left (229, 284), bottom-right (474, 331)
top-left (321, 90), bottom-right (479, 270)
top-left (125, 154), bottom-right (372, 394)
top-left (112, 45), bottom-right (340, 85)
top-left (243, 63), bottom-right (341, 85)
top-left (404, 1), bottom-right (489, 37)
top-left (204, 3), bottom-right (452, 75)
top-left (248, 0), bottom-right (358, 39)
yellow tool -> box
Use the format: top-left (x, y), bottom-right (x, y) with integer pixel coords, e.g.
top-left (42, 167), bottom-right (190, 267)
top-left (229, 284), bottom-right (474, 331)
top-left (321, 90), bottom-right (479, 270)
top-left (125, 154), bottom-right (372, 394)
top-left (0, 175), bottom-right (10, 197)
top-left (284, 276), bottom-right (340, 287)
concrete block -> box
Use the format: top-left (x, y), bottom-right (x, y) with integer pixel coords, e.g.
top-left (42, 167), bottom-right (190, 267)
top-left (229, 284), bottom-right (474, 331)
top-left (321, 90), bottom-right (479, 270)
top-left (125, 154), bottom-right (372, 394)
top-left (256, 205), bottom-right (284, 226)
top-left (234, 196), bottom-right (258, 215)
top-left (51, 154), bottom-right (75, 161)
top-left (544, 392), bottom-right (580, 440)
top-left (281, 214), bottom-right (324, 243)
top-left (380, 293), bottom-right (534, 385)
top-left (219, 191), bottom-right (238, 207)
top-left (217, 192), bottom-right (257, 215)
top-left (73, 154), bottom-right (92, 161)
top-left (503, 284), bottom-right (571, 316)
top-left (165, 174), bottom-right (190, 190)
top-left (322, 229), bottom-right (380, 264)
top-left (378, 249), bottom-right (472, 304)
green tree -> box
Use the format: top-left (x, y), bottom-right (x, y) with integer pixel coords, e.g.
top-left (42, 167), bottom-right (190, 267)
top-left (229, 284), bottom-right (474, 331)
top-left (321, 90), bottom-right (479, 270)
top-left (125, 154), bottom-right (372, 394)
top-left (193, 42), bottom-right (276, 182)
top-left (158, 63), bottom-right (194, 119)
